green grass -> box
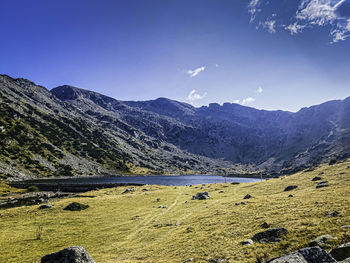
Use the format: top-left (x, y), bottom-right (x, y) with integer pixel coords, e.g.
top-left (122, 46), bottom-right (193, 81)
top-left (1, 161), bottom-right (350, 262)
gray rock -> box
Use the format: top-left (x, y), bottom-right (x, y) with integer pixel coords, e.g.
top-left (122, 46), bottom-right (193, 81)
top-left (241, 239), bottom-right (254, 246)
top-left (243, 194), bottom-right (252, 199)
top-left (288, 194), bottom-right (294, 197)
top-left (316, 181), bottom-right (329, 189)
top-left (341, 225), bottom-right (350, 229)
top-left (209, 258), bottom-right (227, 263)
top-left (41, 246), bottom-right (95, 263)
top-left (260, 222), bottom-right (270, 229)
top-left (326, 211), bottom-right (340, 217)
top-left (252, 227), bottom-right (288, 243)
top-left (309, 234), bottom-right (337, 248)
top-left (330, 243), bottom-right (350, 261)
top-left (265, 246), bottom-right (336, 263)
top-left (312, 176), bottom-right (322, 181)
top-left (182, 258), bottom-right (193, 263)
top-left (39, 204), bottom-right (53, 209)
top-left (241, 201), bottom-right (247, 205)
top-left (192, 192), bottom-right (210, 200)
top-left (235, 202), bottom-right (240, 206)
top-left (64, 202), bottom-right (89, 211)
top-left (284, 185), bottom-right (298, 191)
top-left (122, 188), bottom-right (135, 194)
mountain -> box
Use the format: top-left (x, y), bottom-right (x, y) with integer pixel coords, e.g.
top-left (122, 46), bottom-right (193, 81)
top-left (0, 74), bottom-right (350, 180)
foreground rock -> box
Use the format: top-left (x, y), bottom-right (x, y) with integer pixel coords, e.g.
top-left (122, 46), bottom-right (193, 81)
top-left (316, 181), bottom-right (329, 189)
top-left (330, 243), bottom-right (350, 261)
top-left (309, 234), bottom-right (337, 248)
top-left (192, 192), bottom-right (210, 200)
top-left (41, 246), bottom-right (95, 263)
top-left (265, 246), bottom-right (336, 263)
top-left (284, 185), bottom-right (298, 191)
top-left (252, 227), bottom-right (288, 243)
top-left (241, 239), bottom-right (254, 246)
top-left (243, 194), bottom-right (252, 199)
top-left (64, 202), bottom-right (89, 211)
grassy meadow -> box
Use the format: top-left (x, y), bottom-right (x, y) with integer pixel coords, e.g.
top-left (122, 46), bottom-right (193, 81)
top-left (1, 160), bottom-right (350, 262)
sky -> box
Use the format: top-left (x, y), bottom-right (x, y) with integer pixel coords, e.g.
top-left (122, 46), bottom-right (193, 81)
top-left (1, 0), bottom-right (350, 112)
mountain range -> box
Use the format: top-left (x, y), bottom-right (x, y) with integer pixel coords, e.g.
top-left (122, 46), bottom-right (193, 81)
top-left (1, 74), bottom-right (350, 180)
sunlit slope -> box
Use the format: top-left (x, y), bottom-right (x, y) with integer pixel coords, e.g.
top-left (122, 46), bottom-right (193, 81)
top-left (0, 160), bottom-right (350, 262)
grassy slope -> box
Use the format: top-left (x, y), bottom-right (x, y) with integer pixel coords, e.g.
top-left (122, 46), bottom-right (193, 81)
top-left (0, 161), bottom-right (350, 262)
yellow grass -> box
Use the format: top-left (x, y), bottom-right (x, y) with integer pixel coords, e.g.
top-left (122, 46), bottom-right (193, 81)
top-left (1, 160), bottom-right (350, 262)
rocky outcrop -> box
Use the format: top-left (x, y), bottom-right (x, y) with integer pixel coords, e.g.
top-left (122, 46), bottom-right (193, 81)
top-left (265, 247), bottom-right (336, 263)
top-left (41, 246), bottom-right (95, 263)
top-left (330, 243), bottom-right (350, 261)
top-left (309, 234), bottom-right (337, 248)
top-left (252, 227), bottom-right (288, 243)
top-left (192, 192), bottom-right (210, 200)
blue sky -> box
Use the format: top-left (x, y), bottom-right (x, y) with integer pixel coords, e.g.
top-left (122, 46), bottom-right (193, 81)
top-left (1, 0), bottom-right (350, 112)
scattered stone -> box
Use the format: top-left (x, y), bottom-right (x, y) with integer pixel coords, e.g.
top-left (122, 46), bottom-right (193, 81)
top-left (201, 185), bottom-right (205, 189)
top-left (319, 172), bottom-right (325, 175)
top-left (252, 227), bottom-right (288, 243)
top-left (184, 201), bottom-right (188, 204)
top-left (326, 211), bottom-right (340, 217)
top-left (330, 243), bottom-right (350, 261)
top-left (241, 201), bottom-right (247, 205)
top-left (231, 182), bottom-right (240, 185)
top-left (288, 194), bottom-right (294, 198)
top-left (209, 258), bottom-right (227, 263)
top-left (192, 192), bottom-right (210, 200)
top-left (265, 246), bottom-right (336, 263)
top-left (243, 194), bottom-right (252, 199)
top-left (182, 258), bottom-right (193, 263)
top-left (122, 188), bottom-right (135, 194)
top-left (235, 203), bottom-right (240, 206)
top-left (142, 188), bottom-right (148, 192)
top-left (218, 191), bottom-right (224, 193)
top-left (64, 202), bottom-right (89, 211)
top-left (39, 204), bottom-right (53, 209)
top-left (341, 225), bottom-right (350, 229)
top-left (41, 246), bottom-right (95, 263)
top-left (284, 185), bottom-right (298, 191)
top-left (260, 222), bottom-right (270, 229)
top-left (312, 176), bottom-right (322, 181)
top-left (158, 205), bottom-right (167, 209)
top-left (0, 213), bottom-right (2, 217)
top-left (241, 239), bottom-right (254, 246)
top-left (309, 234), bottom-right (337, 248)
top-left (156, 198), bottom-right (160, 202)
top-left (347, 166), bottom-right (350, 169)
top-left (186, 226), bottom-right (193, 232)
top-left (316, 181), bottom-right (329, 189)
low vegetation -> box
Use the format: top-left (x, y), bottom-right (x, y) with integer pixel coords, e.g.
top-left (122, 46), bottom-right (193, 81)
top-left (0, 160), bottom-right (350, 262)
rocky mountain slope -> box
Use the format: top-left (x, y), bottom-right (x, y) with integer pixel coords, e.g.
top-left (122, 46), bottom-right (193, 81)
top-left (0, 74), bottom-right (350, 179)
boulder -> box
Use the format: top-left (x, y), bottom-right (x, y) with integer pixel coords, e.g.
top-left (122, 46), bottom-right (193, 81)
top-left (241, 239), bottom-right (254, 246)
top-left (252, 227), bottom-right (288, 243)
top-left (235, 202), bottom-right (241, 206)
top-left (326, 211), bottom-right (340, 217)
top-left (284, 185), bottom-right (298, 191)
top-left (182, 258), bottom-right (193, 263)
top-left (265, 247), bottom-right (336, 263)
top-left (288, 194), bottom-right (294, 198)
top-left (260, 222), bottom-right (270, 229)
top-left (309, 234), bottom-right (337, 248)
top-left (243, 194), bottom-right (252, 199)
top-left (312, 176), bottom-right (322, 181)
top-left (341, 225), bottom-right (350, 229)
top-left (122, 188), bottom-right (135, 194)
top-left (39, 204), bottom-right (53, 209)
top-left (64, 202), bottom-right (89, 211)
top-left (241, 201), bottom-right (247, 205)
top-left (41, 246), bottom-right (95, 263)
top-left (316, 181), bottom-right (329, 189)
top-left (330, 243), bottom-right (350, 261)
top-left (192, 192), bottom-right (210, 200)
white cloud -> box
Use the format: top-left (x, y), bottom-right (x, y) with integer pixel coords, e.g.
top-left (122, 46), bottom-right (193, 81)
top-left (257, 87), bottom-right (263, 93)
top-left (234, 97), bottom-right (256, 106)
top-left (187, 90), bottom-right (207, 103)
top-left (187, 66), bottom-right (206, 78)
top-left (249, 0), bottom-right (350, 43)
top-left (242, 97), bottom-right (256, 105)
top-left (285, 22), bottom-right (306, 35)
top-left (263, 20), bottom-right (276, 33)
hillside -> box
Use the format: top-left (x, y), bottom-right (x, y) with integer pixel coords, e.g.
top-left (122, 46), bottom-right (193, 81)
top-left (1, 74), bottom-right (350, 179)
top-left (1, 160), bottom-right (349, 262)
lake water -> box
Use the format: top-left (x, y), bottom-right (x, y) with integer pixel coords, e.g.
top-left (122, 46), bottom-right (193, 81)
top-left (23, 175), bottom-right (261, 186)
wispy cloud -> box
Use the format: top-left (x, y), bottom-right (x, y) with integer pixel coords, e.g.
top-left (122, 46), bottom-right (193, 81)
top-left (187, 66), bottom-right (206, 77)
top-left (187, 90), bottom-right (207, 104)
top-left (234, 97), bottom-right (256, 106)
top-left (248, 0), bottom-right (350, 43)
top-left (257, 87), bottom-right (263, 93)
